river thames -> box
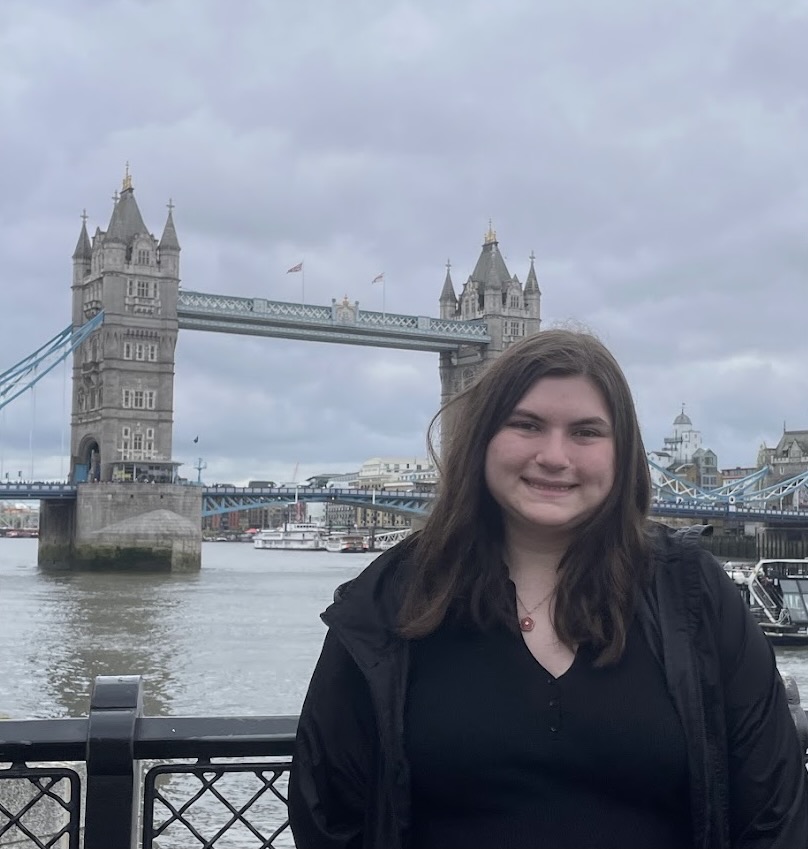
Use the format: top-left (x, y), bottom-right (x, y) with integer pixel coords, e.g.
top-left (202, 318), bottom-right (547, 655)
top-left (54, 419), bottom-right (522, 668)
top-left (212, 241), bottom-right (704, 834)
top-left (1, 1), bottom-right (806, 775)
top-left (0, 538), bottom-right (373, 720)
top-left (3, 537), bottom-right (808, 721)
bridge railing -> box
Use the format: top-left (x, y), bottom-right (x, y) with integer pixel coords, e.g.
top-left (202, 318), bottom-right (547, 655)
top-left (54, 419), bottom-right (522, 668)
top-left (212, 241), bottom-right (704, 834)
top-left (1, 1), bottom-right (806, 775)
top-left (1, 673), bottom-right (808, 847)
top-left (0, 676), bottom-right (295, 848)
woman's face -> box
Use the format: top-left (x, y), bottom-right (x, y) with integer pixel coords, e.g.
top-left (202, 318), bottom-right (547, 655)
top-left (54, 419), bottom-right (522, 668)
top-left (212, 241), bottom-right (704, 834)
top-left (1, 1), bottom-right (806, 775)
top-left (484, 375), bottom-right (616, 547)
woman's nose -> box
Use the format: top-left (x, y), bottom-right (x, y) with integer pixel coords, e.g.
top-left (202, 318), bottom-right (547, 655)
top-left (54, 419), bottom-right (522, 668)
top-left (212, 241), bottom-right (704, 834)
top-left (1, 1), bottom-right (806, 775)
top-left (535, 432), bottom-right (570, 468)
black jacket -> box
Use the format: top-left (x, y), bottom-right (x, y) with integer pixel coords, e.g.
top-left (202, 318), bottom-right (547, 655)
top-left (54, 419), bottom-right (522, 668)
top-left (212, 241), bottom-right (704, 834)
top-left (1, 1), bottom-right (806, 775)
top-left (288, 528), bottom-right (808, 848)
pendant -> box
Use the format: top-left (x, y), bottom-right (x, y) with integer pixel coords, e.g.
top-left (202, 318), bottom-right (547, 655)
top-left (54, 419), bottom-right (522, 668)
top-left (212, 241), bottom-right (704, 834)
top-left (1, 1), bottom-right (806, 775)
top-left (519, 616), bottom-right (535, 632)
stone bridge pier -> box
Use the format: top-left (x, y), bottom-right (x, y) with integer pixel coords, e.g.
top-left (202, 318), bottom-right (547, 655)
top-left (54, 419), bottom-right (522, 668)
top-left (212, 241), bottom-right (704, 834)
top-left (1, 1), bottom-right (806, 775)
top-left (39, 483), bottom-right (202, 572)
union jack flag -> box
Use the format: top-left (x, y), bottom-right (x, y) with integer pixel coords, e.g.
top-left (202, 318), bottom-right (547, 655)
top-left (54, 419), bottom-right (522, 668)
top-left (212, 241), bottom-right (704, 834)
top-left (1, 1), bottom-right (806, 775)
top-left (371, 272), bottom-right (384, 283)
top-left (287, 262), bottom-right (303, 273)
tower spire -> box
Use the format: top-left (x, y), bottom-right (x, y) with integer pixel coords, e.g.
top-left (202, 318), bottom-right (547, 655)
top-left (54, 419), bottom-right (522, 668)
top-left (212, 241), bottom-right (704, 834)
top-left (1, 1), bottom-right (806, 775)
top-left (159, 200), bottom-right (181, 252)
top-left (524, 250), bottom-right (540, 294)
top-left (439, 257), bottom-right (457, 319)
top-left (440, 258), bottom-right (456, 302)
top-left (72, 210), bottom-right (92, 261)
top-left (483, 219), bottom-right (497, 245)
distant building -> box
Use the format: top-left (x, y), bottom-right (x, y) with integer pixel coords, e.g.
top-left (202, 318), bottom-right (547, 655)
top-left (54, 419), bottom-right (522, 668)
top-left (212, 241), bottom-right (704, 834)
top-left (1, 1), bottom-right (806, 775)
top-left (759, 430), bottom-right (808, 480)
top-left (324, 502), bottom-right (357, 529)
top-left (691, 447), bottom-right (719, 489)
top-left (649, 407), bottom-right (719, 491)
top-left (662, 407), bottom-right (702, 466)
top-left (720, 466), bottom-right (758, 485)
top-left (0, 503), bottom-right (39, 531)
top-left (758, 430), bottom-right (808, 507)
top-left (355, 457), bottom-right (434, 489)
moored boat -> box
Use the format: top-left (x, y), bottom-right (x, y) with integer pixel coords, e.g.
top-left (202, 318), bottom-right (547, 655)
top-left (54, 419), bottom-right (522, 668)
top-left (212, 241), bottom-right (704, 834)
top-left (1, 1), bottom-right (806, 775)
top-left (323, 532), bottom-right (365, 553)
top-left (253, 522), bottom-right (325, 551)
top-left (739, 558), bottom-right (808, 646)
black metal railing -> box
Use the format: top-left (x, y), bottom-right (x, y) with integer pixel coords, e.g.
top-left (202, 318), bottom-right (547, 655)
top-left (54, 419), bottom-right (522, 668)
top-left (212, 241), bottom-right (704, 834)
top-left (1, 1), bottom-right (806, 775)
top-left (2, 673), bottom-right (808, 848)
top-left (0, 675), bottom-right (296, 848)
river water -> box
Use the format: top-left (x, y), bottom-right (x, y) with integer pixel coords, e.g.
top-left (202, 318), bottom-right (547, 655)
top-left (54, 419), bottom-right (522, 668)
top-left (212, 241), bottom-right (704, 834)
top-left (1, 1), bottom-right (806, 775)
top-left (3, 537), bottom-right (808, 716)
top-left (0, 538), bottom-right (372, 720)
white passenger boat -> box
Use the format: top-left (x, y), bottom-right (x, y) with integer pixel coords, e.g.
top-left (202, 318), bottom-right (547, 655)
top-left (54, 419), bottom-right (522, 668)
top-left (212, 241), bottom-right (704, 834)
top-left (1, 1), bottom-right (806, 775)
top-left (253, 522), bottom-right (325, 551)
top-left (323, 532), bottom-right (365, 553)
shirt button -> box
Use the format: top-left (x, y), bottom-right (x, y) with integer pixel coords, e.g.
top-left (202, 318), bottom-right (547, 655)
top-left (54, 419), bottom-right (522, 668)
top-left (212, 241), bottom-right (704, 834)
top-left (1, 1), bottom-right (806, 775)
top-left (549, 699), bottom-right (558, 708)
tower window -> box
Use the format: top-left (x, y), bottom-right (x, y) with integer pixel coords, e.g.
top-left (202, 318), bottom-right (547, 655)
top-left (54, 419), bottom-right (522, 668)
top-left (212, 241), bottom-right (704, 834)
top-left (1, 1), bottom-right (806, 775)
top-left (123, 388), bottom-right (156, 409)
top-left (123, 342), bottom-right (132, 360)
top-left (147, 343), bottom-right (158, 361)
top-left (137, 249), bottom-right (151, 265)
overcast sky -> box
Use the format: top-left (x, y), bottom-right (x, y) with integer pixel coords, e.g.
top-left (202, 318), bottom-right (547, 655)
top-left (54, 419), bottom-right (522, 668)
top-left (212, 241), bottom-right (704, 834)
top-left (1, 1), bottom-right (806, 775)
top-left (1, 0), bottom-right (807, 485)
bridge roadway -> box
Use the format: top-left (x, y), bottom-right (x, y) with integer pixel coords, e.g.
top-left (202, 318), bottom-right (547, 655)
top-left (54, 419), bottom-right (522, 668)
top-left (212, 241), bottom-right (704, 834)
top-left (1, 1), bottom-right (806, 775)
top-left (3, 482), bottom-right (808, 524)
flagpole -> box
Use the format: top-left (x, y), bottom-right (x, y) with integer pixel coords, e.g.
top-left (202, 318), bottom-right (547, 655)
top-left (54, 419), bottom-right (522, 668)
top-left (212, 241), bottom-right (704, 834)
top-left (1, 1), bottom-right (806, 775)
top-left (382, 277), bottom-right (386, 319)
top-left (302, 261), bottom-right (305, 306)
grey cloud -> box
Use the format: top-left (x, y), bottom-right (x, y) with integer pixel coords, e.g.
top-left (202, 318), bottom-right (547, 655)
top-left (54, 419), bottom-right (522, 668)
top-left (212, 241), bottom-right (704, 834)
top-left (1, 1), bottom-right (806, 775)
top-left (2, 0), bottom-right (808, 481)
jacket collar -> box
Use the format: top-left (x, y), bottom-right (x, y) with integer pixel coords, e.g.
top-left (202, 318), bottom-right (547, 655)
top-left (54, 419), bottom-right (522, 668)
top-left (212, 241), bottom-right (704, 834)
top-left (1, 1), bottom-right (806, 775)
top-left (321, 541), bottom-right (413, 672)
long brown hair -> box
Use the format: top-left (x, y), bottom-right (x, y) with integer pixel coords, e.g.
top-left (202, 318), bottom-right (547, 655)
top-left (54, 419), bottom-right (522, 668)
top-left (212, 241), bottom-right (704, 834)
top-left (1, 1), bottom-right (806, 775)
top-left (398, 329), bottom-right (652, 665)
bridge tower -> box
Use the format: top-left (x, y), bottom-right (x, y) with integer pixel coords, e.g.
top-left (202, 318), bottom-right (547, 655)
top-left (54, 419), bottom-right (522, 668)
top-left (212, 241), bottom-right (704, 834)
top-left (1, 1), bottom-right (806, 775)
top-left (38, 170), bottom-right (201, 572)
top-left (438, 224), bottom-right (541, 415)
top-left (69, 168), bottom-right (180, 484)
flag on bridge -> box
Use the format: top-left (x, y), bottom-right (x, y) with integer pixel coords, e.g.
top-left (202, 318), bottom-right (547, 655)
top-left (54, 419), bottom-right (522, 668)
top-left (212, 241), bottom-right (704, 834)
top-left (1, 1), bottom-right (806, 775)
top-left (372, 272), bottom-right (384, 284)
top-left (193, 436), bottom-right (199, 443)
top-left (287, 262), bottom-right (303, 273)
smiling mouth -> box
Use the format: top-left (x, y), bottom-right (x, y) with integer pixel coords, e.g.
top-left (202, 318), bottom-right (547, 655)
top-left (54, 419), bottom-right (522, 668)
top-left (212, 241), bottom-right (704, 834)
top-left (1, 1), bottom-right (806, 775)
top-left (523, 480), bottom-right (577, 491)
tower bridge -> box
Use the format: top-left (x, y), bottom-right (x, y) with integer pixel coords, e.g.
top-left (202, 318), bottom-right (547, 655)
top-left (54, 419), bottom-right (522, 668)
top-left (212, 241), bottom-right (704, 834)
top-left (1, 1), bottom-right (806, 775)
top-left (4, 172), bottom-right (808, 569)
top-left (1, 173), bottom-right (542, 570)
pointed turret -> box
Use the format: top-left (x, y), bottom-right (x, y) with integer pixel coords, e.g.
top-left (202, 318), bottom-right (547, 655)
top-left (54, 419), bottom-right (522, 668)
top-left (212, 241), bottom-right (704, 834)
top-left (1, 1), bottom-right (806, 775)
top-left (439, 259), bottom-right (457, 319)
top-left (72, 214), bottom-right (92, 261)
top-left (158, 200), bottom-right (180, 276)
top-left (524, 250), bottom-right (541, 331)
top-left (159, 204), bottom-right (180, 252)
top-left (72, 211), bottom-right (92, 286)
top-left (524, 250), bottom-right (540, 295)
top-left (470, 221), bottom-right (513, 294)
top-left (105, 166), bottom-right (148, 245)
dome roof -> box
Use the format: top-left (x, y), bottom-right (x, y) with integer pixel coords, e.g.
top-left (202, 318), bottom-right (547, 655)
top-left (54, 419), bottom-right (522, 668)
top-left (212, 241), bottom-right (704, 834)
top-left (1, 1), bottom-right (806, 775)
top-left (673, 410), bottom-right (692, 426)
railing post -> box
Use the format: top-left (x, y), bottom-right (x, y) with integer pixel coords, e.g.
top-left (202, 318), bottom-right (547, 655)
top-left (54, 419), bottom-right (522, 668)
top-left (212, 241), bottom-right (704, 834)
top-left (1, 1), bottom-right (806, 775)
top-left (84, 675), bottom-right (143, 849)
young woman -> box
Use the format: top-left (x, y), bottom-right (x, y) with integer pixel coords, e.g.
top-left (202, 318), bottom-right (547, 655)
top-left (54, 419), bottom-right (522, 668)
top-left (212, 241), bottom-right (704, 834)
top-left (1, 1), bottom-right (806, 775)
top-left (289, 329), bottom-right (808, 849)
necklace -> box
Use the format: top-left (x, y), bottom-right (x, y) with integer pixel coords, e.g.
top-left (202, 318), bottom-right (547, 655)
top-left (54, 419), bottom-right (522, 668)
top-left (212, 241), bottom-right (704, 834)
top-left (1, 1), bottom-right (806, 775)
top-left (514, 587), bottom-right (555, 632)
